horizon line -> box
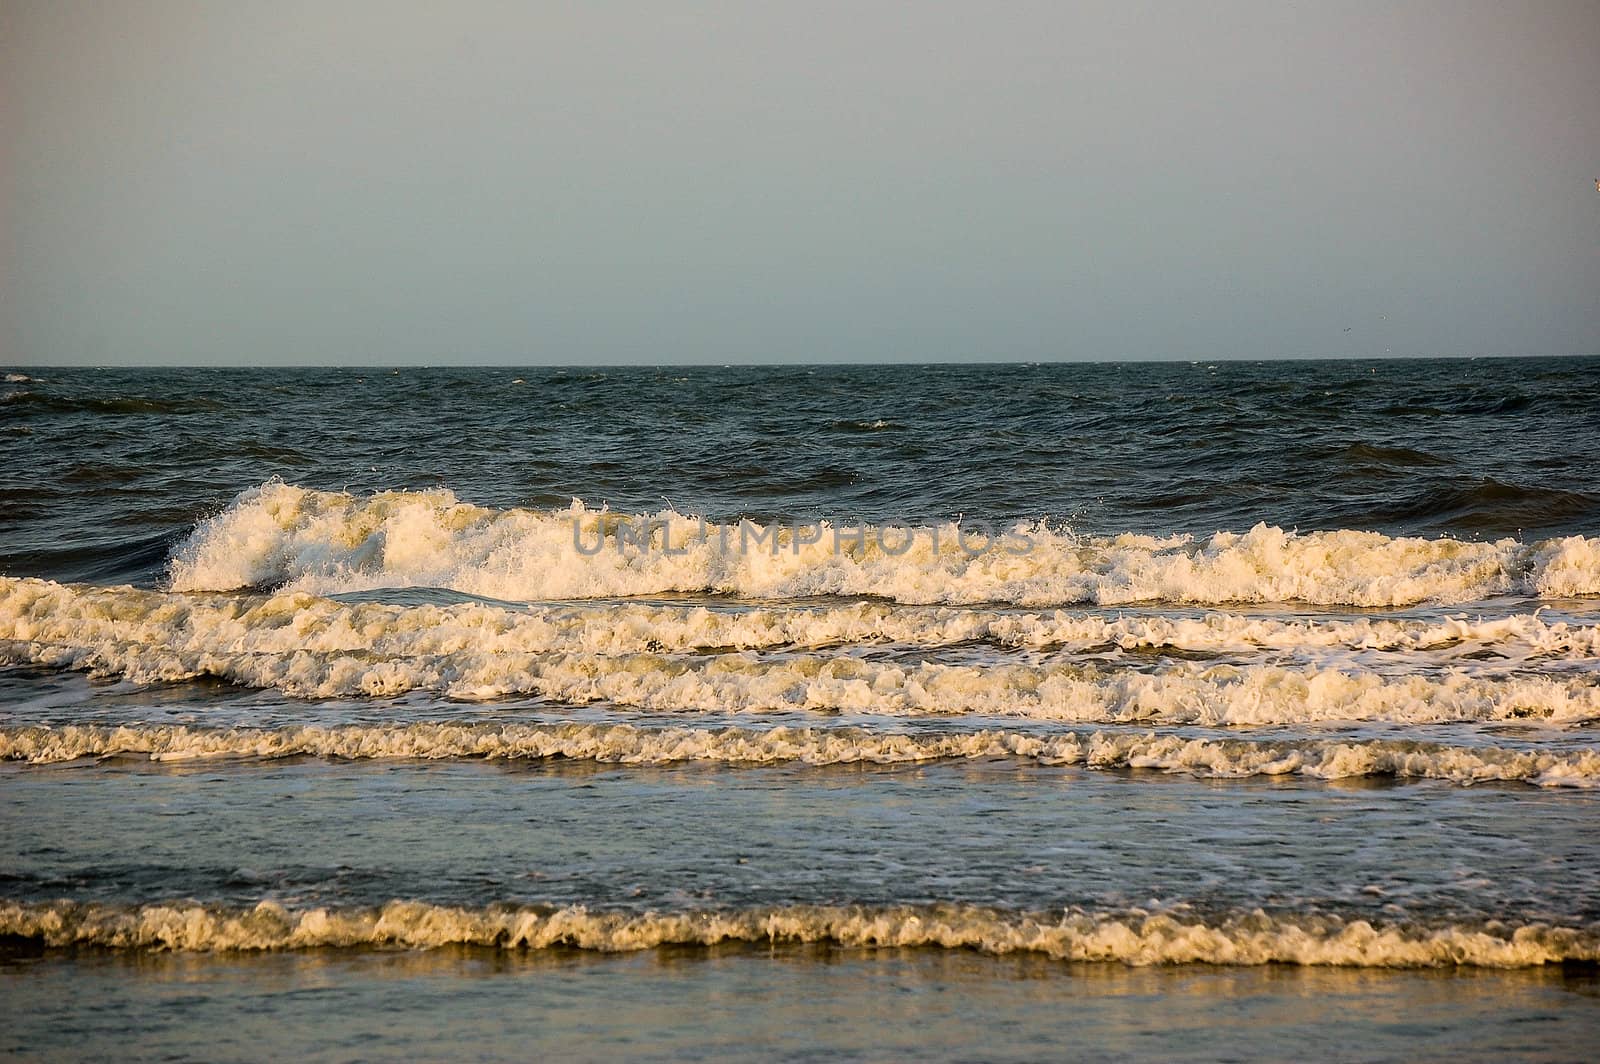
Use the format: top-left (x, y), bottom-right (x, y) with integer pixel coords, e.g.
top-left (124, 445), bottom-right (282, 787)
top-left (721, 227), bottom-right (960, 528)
top-left (6, 352), bottom-right (1600, 371)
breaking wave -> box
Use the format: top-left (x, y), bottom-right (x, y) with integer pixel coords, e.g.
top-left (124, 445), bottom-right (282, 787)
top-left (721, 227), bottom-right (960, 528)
top-left (4, 898), bottom-right (1595, 967)
top-left (8, 577), bottom-right (1600, 661)
top-left (166, 482), bottom-right (1600, 606)
top-left (7, 579), bottom-right (1600, 721)
top-left (8, 636), bottom-right (1600, 724)
top-left (6, 721), bottom-right (1598, 786)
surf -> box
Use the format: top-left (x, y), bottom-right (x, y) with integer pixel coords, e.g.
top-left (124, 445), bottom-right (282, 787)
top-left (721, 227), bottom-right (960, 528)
top-left (164, 482), bottom-right (1600, 607)
top-left (6, 720), bottom-right (1598, 786)
top-left (5, 898), bottom-right (1594, 967)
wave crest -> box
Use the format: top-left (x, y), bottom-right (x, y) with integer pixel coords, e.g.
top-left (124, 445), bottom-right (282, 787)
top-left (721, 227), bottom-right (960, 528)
top-left (10, 577), bottom-right (1600, 661)
top-left (7, 579), bottom-right (1600, 721)
top-left (5, 898), bottom-right (1594, 967)
top-left (166, 482), bottom-right (1600, 606)
top-left (6, 721), bottom-right (1598, 786)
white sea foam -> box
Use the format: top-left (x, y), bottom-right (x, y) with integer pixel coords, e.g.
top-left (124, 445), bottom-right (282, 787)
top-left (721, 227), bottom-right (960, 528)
top-left (167, 482), bottom-right (1600, 606)
top-left (8, 576), bottom-right (1600, 662)
top-left (6, 721), bottom-right (1598, 786)
top-left (6, 580), bottom-right (1600, 721)
top-left (4, 898), bottom-right (1593, 967)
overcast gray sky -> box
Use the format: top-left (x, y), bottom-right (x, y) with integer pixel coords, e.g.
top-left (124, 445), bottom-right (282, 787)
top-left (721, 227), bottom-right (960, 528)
top-left (3, 0), bottom-right (1597, 365)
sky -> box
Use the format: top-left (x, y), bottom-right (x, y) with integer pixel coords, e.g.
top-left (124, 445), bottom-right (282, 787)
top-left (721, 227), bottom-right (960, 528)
top-left (2, 0), bottom-right (1598, 366)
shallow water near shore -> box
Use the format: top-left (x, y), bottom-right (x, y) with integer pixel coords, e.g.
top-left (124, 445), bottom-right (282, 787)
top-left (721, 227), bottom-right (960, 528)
top-left (5, 946), bottom-right (1599, 1063)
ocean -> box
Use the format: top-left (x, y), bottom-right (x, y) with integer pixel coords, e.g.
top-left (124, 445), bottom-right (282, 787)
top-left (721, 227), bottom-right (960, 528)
top-left (3, 358), bottom-right (1599, 1060)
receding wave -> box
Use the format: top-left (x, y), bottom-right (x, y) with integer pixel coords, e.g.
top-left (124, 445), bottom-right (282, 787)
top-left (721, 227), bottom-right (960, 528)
top-left (4, 898), bottom-right (1594, 967)
top-left (166, 482), bottom-right (1600, 606)
top-left (6, 722), bottom-right (1598, 786)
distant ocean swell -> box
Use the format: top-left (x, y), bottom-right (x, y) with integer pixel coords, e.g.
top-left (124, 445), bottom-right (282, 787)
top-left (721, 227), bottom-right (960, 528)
top-left (4, 898), bottom-right (1595, 967)
top-left (6, 721), bottom-right (1598, 787)
top-left (166, 482), bottom-right (1600, 606)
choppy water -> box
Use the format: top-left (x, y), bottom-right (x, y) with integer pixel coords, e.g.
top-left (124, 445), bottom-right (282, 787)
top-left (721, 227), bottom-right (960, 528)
top-left (3, 359), bottom-right (1600, 1059)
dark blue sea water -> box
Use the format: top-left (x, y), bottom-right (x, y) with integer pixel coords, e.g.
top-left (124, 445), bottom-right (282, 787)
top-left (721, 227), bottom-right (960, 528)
top-left (5, 358), bottom-right (1600, 587)
top-left (3, 359), bottom-right (1600, 1061)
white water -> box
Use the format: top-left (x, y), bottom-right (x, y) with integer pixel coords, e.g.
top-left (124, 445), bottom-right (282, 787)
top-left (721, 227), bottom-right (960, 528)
top-left (10, 627), bottom-right (1600, 722)
top-left (6, 721), bottom-right (1597, 786)
top-left (11, 576), bottom-right (1600, 658)
top-left (7, 577), bottom-right (1600, 722)
top-left (5, 898), bottom-right (1593, 967)
top-left (167, 482), bottom-right (1600, 606)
